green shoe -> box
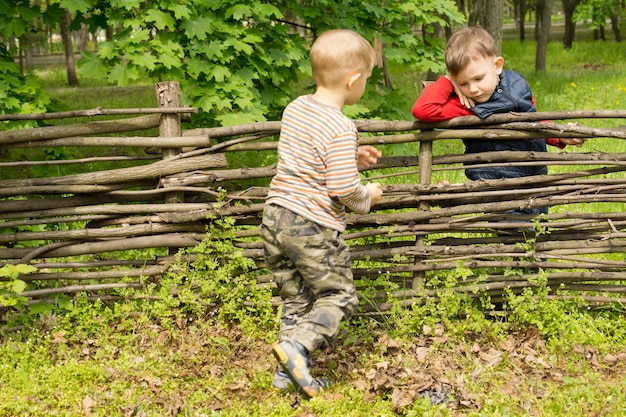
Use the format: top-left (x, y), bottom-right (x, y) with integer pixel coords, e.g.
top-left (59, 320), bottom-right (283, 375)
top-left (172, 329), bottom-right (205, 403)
top-left (271, 341), bottom-right (329, 398)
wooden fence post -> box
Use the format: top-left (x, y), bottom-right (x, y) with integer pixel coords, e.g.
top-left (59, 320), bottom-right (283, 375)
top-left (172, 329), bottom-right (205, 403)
top-left (156, 81), bottom-right (183, 205)
top-left (412, 81), bottom-right (434, 290)
top-left (412, 139), bottom-right (433, 290)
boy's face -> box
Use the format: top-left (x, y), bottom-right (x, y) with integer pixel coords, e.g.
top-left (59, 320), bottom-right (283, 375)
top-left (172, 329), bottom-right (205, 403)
top-left (452, 55), bottom-right (504, 103)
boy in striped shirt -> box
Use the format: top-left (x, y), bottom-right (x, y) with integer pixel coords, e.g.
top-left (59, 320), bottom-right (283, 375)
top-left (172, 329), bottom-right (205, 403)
top-left (260, 29), bottom-right (383, 398)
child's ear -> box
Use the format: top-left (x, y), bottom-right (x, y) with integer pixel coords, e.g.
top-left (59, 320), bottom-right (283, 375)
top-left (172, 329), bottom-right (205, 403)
top-left (494, 56), bottom-right (504, 74)
top-left (347, 72), bottom-right (362, 89)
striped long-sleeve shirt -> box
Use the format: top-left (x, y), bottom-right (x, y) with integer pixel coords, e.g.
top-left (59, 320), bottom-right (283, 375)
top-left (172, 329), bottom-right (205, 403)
top-left (265, 95), bottom-right (372, 232)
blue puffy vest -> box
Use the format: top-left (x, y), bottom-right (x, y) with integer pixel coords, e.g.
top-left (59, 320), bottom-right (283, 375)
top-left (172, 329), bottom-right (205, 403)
top-left (464, 70), bottom-right (547, 180)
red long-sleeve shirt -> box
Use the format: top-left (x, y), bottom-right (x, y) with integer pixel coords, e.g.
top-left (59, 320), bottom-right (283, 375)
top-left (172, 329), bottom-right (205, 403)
top-left (412, 77), bottom-right (563, 148)
top-left (412, 77), bottom-right (474, 121)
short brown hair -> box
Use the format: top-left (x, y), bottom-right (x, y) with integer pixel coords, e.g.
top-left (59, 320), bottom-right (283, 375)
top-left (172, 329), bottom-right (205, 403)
top-left (445, 27), bottom-right (497, 76)
top-left (310, 29), bottom-right (375, 87)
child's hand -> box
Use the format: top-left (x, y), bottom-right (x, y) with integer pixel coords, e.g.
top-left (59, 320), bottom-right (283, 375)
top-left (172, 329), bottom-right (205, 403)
top-left (365, 182), bottom-right (383, 206)
top-left (446, 75), bottom-right (475, 108)
top-left (456, 90), bottom-right (475, 109)
top-left (357, 145), bottom-right (381, 168)
top-left (560, 138), bottom-right (587, 147)
top-left (560, 123), bottom-right (588, 147)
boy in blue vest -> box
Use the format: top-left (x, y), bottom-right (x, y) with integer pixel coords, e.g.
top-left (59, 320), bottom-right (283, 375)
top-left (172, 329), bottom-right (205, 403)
top-left (412, 27), bottom-right (584, 215)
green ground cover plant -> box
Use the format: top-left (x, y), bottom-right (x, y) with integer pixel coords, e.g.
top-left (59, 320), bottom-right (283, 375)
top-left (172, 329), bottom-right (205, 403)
top-left (1, 39), bottom-right (625, 416)
top-left (1, 238), bottom-right (624, 416)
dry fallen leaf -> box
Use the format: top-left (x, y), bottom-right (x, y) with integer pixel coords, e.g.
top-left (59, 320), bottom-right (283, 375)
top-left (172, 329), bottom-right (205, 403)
top-left (478, 347), bottom-right (504, 366)
top-left (549, 370), bottom-right (564, 383)
top-left (391, 386), bottom-right (417, 411)
top-left (51, 330), bottom-right (67, 344)
top-left (499, 336), bottom-right (516, 352)
top-left (415, 346), bottom-right (428, 363)
top-left (603, 353), bottom-right (618, 365)
top-left (377, 333), bottom-right (402, 352)
top-left (498, 376), bottom-right (521, 397)
top-left (82, 395), bottom-right (94, 416)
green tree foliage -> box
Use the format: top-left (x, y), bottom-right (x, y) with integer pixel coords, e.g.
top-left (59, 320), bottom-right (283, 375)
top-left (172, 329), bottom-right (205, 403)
top-left (0, 44), bottom-right (52, 131)
top-left (0, 0), bottom-right (56, 130)
top-left (62, 0), bottom-right (462, 126)
top-left (574, 0), bottom-right (623, 31)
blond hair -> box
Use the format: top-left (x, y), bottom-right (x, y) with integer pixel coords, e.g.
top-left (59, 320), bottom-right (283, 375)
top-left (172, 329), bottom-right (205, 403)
top-left (445, 27), bottom-right (498, 76)
top-left (310, 29), bottom-right (375, 87)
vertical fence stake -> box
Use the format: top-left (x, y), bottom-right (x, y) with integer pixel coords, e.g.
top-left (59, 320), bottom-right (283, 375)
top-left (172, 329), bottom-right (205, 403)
top-left (412, 81), bottom-right (435, 291)
top-left (412, 138), bottom-right (433, 290)
top-left (156, 81), bottom-right (183, 205)
top-left (156, 82), bottom-right (183, 256)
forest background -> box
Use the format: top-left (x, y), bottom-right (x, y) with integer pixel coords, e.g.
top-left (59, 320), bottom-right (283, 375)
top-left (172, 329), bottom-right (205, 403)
top-left (2, 0), bottom-right (623, 130)
top-left (1, 0), bottom-right (626, 416)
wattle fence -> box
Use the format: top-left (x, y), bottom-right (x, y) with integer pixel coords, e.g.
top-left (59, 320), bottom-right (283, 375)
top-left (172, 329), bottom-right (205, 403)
top-left (2, 82), bottom-right (626, 315)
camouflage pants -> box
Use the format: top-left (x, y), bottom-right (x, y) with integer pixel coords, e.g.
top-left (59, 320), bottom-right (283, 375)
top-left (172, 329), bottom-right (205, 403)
top-left (259, 204), bottom-right (359, 354)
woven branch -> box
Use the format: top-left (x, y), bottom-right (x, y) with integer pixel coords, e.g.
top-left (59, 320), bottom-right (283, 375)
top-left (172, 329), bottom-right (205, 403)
top-left (3, 108), bottom-right (626, 308)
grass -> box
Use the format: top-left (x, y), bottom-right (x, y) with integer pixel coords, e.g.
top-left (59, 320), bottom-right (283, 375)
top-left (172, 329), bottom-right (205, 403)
top-left (505, 41), bottom-right (626, 119)
top-left (1, 299), bottom-right (624, 416)
top-left (2, 38), bottom-right (626, 416)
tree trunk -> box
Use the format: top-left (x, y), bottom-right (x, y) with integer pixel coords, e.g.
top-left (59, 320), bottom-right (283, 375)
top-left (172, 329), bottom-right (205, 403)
top-left (455, 0), bottom-right (467, 17)
top-left (534, 5), bottom-right (540, 40)
top-left (520, 0), bottom-right (528, 41)
top-left (482, 0), bottom-right (504, 54)
top-left (593, 6), bottom-right (605, 41)
top-left (75, 23), bottom-right (89, 52)
top-left (562, 0), bottom-right (580, 49)
top-left (514, 0), bottom-right (528, 41)
top-left (535, 0), bottom-right (552, 72)
top-left (468, 0), bottom-right (483, 26)
top-left (20, 33), bottom-right (34, 73)
top-left (61, 9), bottom-right (79, 87)
top-left (374, 36), bottom-right (393, 89)
top-left (610, 8), bottom-right (622, 42)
